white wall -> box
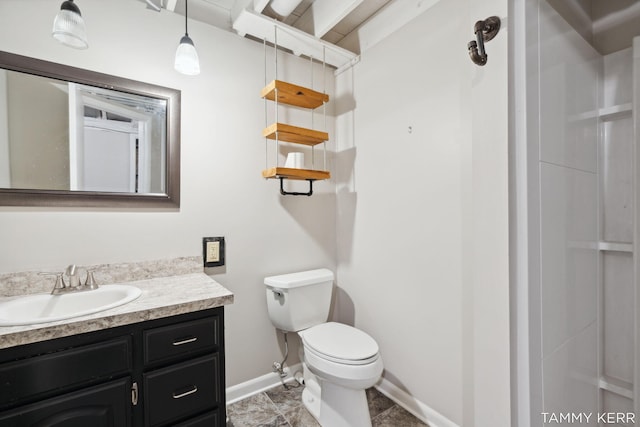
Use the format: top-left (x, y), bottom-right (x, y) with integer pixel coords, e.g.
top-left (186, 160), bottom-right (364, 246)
top-left (334, 0), bottom-right (509, 425)
top-left (0, 0), bottom-right (336, 388)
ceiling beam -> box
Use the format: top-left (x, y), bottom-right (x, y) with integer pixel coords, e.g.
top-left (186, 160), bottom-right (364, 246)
top-left (338, 0), bottom-right (440, 54)
top-left (232, 7), bottom-right (357, 69)
top-left (231, 0), bottom-right (255, 22)
top-left (295, 0), bottom-right (364, 38)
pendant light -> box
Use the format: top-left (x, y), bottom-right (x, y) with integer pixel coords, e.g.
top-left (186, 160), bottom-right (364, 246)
top-left (52, 0), bottom-right (88, 49)
top-left (174, 0), bottom-right (200, 75)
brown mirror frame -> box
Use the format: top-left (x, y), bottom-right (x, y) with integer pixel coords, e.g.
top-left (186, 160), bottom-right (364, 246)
top-left (0, 51), bottom-right (180, 208)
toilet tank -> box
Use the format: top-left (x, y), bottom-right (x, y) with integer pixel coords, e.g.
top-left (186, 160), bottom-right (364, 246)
top-left (264, 268), bottom-right (334, 332)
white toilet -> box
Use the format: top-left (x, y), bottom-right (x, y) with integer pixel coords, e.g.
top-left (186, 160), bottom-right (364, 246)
top-left (264, 269), bottom-right (383, 427)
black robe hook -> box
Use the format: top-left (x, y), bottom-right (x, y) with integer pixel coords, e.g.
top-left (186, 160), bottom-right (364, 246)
top-left (468, 16), bottom-right (501, 66)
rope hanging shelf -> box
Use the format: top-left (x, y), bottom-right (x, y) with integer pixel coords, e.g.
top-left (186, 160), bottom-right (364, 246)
top-left (259, 25), bottom-right (331, 196)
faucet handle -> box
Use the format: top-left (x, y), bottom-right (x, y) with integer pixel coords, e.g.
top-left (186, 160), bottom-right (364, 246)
top-left (39, 271), bottom-right (67, 286)
top-left (38, 273), bottom-right (67, 295)
top-left (84, 271), bottom-right (99, 290)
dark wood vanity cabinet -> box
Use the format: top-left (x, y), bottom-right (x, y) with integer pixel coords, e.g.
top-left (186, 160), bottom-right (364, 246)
top-left (0, 307), bottom-right (225, 427)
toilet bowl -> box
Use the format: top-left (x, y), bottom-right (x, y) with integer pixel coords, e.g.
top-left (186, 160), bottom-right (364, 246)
top-left (299, 322), bottom-right (383, 427)
top-left (300, 322), bottom-right (383, 389)
top-left (264, 269), bottom-right (384, 427)
top-left (298, 322), bottom-right (383, 427)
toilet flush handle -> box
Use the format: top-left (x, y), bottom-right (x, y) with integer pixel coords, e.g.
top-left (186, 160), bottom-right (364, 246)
top-left (272, 288), bottom-right (285, 297)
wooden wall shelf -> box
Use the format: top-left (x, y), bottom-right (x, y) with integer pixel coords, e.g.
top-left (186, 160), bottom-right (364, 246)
top-left (262, 123), bottom-right (328, 146)
top-left (262, 167), bottom-right (331, 181)
top-left (261, 80), bottom-right (329, 109)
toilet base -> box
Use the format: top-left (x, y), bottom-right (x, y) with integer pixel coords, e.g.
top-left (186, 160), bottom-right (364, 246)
top-left (299, 345), bottom-right (380, 427)
top-left (301, 373), bottom-right (321, 420)
top-left (301, 362), bottom-right (373, 427)
top-left (315, 380), bottom-right (372, 427)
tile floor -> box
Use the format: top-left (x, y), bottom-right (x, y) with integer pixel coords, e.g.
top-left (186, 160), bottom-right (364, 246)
top-left (226, 384), bottom-right (429, 427)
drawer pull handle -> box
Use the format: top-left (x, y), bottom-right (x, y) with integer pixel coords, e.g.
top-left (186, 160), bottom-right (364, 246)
top-left (172, 385), bottom-right (198, 399)
top-left (172, 337), bottom-right (197, 346)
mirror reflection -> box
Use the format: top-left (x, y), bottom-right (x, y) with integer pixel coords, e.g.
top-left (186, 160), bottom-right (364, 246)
top-left (0, 51), bottom-right (180, 208)
top-left (0, 70), bottom-right (167, 194)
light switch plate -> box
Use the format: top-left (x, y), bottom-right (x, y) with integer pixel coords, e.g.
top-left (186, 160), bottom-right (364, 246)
top-left (202, 237), bottom-right (225, 267)
top-left (206, 241), bottom-right (220, 262)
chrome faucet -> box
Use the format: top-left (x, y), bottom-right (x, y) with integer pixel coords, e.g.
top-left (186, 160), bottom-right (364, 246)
top-left (65, 264), bottom-right (80, 288)
top-left (47, 265), bottom-right (99, 295)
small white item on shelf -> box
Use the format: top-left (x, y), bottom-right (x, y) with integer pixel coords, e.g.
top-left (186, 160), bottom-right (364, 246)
top-left (284, 152), bottom-right (304, 169)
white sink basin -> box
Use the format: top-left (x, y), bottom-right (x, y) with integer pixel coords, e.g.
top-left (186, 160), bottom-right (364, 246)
top-left (0, 285), bottom-right (142, 326)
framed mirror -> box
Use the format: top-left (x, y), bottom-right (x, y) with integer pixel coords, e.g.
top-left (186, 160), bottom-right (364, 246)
top-left (0, 51), bottom-right (180, 208)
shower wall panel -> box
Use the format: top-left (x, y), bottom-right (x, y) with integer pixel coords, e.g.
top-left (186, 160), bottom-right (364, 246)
top-left (601, 116), bottom-right (633, 243)
top-left (602, 252), bottom-right (634, 384)
top-left (521, 2), bottom-right (640, 425)
top-left (599, 46), bottom-right (635, 417)
top-left (535, 1), bottom-right (601, 424)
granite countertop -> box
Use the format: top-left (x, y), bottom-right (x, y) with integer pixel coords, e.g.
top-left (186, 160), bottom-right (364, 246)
top-left (0, 272), bottom-right (234, 350)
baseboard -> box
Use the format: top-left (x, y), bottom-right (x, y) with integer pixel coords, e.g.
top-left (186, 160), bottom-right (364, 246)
top-left (226, 363), bottom-right (302, 405)
top-left (374, 377), bottom-right (460, 427)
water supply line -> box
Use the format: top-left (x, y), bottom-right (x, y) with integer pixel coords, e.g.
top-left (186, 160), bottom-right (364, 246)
top-left (272, 331), bottom-right (302, 390)
top-left (272, 331), bottom-right (289, 378)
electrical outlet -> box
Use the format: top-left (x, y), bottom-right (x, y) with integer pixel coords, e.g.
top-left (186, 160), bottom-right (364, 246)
top-left (206, 241), bottom-right (220, 263)
top-left (202, 237), bottom-right (225, 267)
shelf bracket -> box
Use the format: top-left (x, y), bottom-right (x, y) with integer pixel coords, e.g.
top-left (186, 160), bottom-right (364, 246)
top-left (279, 178), bottom-right (313, 196)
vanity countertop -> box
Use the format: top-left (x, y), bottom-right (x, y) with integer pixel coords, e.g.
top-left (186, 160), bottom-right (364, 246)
top-left (0, 273), bottom-right (234, 350)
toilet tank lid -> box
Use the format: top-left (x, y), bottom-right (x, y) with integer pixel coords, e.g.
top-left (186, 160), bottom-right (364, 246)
top-left (264, 268), bottom-right (334, 289)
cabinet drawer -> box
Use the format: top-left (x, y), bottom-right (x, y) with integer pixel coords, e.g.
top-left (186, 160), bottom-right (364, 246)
top-left (0, 337), bottom-right (131, 407)
top-left (0, 377), bottom-right (131, 427)
top-left (144, 317), bottom-right (219, 364)
top-left (143, 354), bottom-right (220, 427)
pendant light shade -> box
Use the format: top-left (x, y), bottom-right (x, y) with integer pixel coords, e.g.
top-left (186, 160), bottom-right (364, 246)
top-left (175, 0), bottom-right (200, 75)
top-left (52, 0), bottom-right (88, 49)
top-left (175, 35), bottom-right (200, 75)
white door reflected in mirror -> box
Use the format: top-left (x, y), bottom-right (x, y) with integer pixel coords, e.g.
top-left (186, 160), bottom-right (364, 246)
top-left (0, 71), bottom-right (167, 195)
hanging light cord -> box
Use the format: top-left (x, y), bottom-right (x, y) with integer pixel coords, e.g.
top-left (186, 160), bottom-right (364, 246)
top-left (184, 0), bottom-right (189, 36)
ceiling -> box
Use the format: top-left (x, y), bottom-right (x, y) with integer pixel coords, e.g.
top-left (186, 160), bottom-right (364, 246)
top-left (547, 0), bottom-right (640, 54)
top-left (152, 0), bottom-right (640, 61)
top-left (145, 0), bottom-right (393, 64)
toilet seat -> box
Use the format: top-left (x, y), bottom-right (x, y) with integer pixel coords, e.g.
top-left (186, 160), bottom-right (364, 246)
top-left (300, 322), bottom-right (379, 365)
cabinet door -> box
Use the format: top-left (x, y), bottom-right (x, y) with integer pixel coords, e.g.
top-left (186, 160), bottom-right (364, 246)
top-left (0, 336), bottom-right (131, 409)
top-left (0, 378), bottom-right (131, 427)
